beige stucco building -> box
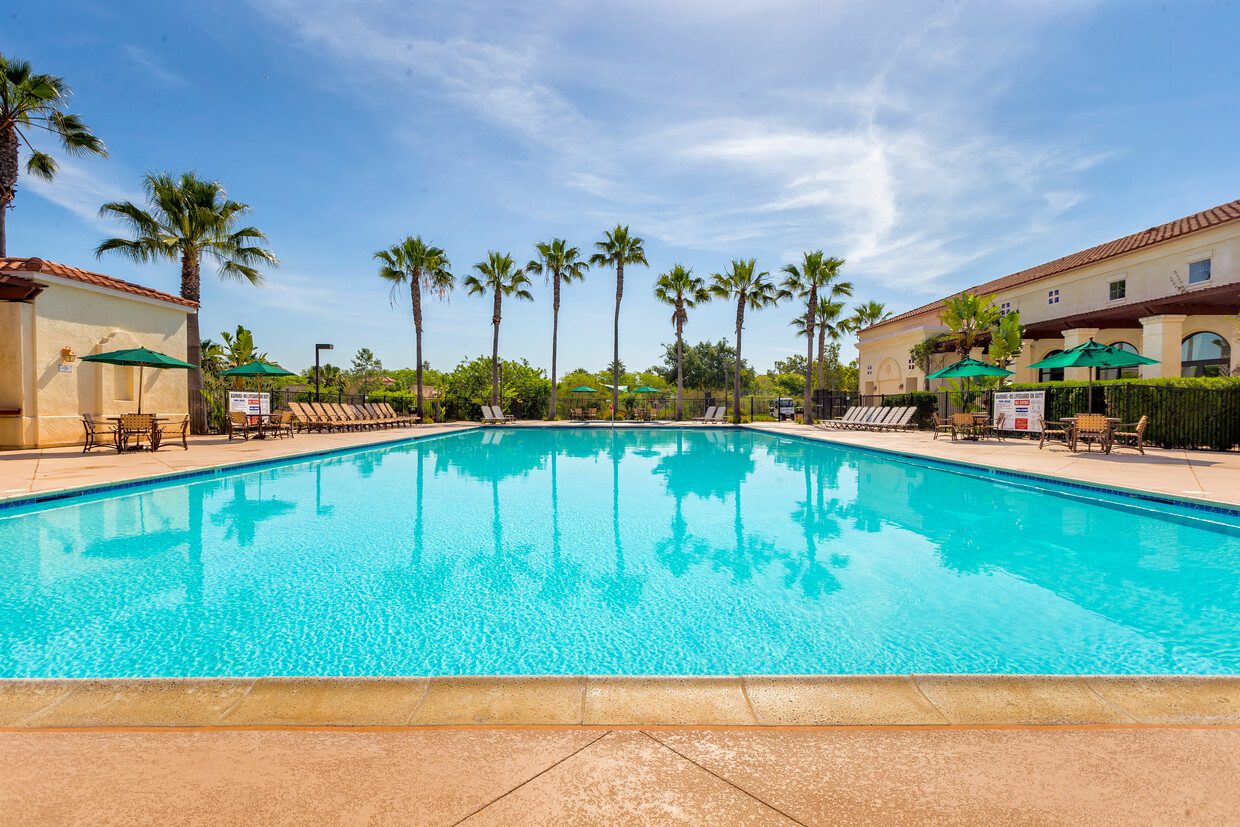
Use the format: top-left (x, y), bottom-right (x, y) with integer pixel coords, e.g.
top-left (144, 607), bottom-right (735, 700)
top-left (856, 200), bottom-right (1240, 394)
top-left (0, 257), bottom-right (196, 449)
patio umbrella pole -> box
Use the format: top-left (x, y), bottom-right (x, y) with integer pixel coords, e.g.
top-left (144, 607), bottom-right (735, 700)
top-left (137, 365), bottom-right (144, 414)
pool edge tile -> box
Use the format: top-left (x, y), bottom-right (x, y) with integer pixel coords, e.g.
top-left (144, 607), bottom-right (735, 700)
top-left (743, 675), bottom-right (950, 726)
top-left (409, 676), bottom-right (585, 726)
top-left (15, 678), bottom-right (256, 728)
top-left (1085, 676), bottom-right (1240, 724)
top-left (218, 676), bottom-right (431, 727)
top-left (583, 676), bottom-right (756, 726)
top-left (912, 674), bottom-right (1138, 725)
top-left (0, 680), bottom-right (78, 727)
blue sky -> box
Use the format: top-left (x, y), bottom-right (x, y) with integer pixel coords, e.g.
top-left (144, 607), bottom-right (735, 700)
top-left (5, 0), bottom-right (1240, 375)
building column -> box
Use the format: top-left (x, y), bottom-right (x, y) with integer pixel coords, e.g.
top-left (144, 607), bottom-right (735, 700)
top-left (1139, 314), bottom-right (1186, 378)
top-left (1012, 338), bottom-right (1039, 383)
top-left (1060, 328), bottom-right (1098, 382)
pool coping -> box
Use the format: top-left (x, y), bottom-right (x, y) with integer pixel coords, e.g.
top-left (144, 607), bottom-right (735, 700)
top-left (0, 424), bottom-right (480, 511)
top-left (2, 674), bottom-right (1238, 729)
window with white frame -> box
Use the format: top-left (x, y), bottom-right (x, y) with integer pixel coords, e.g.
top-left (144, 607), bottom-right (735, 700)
top-left (1188, 258), bottom-right (1212, 284)
top-left (1108, 279), bottom-right (1126, 301)
top-left (1000, 301), bottom-right (1011, 314)
top-left (1047, 289), bottom-right (1059, 305)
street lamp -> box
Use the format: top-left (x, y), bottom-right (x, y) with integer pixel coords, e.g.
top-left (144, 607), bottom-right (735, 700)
top-left (315, 343), bottom-right (333, 401)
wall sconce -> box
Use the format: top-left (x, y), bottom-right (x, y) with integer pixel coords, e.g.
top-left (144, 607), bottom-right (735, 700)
top-left (61, 347), bottom-right (77, 363)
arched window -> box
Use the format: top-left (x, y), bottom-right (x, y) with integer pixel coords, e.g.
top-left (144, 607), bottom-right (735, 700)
top-left (1181, 332), bottom-right (1232, 377)
top-left (1098, 341), bottom-right (1141, 381)
top-left (1038, 350), bottom-right (1065, 383)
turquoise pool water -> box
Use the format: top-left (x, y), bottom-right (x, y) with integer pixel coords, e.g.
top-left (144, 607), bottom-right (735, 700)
top-left (1, 428), bottom-right (1238, 677)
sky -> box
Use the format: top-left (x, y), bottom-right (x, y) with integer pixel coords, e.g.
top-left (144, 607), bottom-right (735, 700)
top-left (5, 0), bottom-right (1240, 376)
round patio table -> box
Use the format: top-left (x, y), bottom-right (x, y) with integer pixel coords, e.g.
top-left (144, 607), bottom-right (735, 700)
top-left (106, 416), bottom-right (171, 452)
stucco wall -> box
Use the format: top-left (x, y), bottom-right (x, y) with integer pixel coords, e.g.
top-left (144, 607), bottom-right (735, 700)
top-left (857, 220), bottom-right (1240, 391)
top-left (0, 279), bottom-right (191, 448)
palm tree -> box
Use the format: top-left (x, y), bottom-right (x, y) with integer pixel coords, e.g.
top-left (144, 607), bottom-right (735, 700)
top-left (848, 300), bottom-right (892, 332)
top-left (463, 252), bottom-right (533, 408)
top-left (937, 293), bottom-right (999, 359)
top-left (526, 238), bottom-right (586, 419)
top-left (710, 259), bottom-right (786, 424)
top-left (96, 171), bottom-right (278, 433)
top-left (653, 264), bottom-right (710, 421)
top-left (590, 225), bottom-right (648, 420)
top-left (375, 236), bottom-right (453, 422)
top-left (780, 253), bottom-right (851, 423)
top-left (814, 299), bottom-right (851, 391)
top-left (0, 53), bottom-right (107, 256)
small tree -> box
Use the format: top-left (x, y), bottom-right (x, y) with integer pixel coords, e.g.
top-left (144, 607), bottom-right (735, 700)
top-left (939, 292), bottom-right (1001, 359)
top-left (350, 348), bottom-right (384, 395)
top-left (988, 311), bottom-right (1026, 379)
top-left (909, 334), bottom-right (949, 391)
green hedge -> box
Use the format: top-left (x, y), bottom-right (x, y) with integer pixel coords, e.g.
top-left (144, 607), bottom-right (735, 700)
top-left (1003, 379), bottom-right (1240, 451)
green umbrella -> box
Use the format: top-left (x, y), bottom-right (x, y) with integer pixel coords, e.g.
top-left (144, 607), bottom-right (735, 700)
top-left (217, 361), bottom-right (296, 393)
top-left (568, 386), bottom-right (598, 393)
top-left (80, 346), bottom-right (196, 414)
top-left (925, 357), bottom-right (1014, 379)
top-left (1027, 337), bottom-right (1159, 412)
top-left (633, 385), bottom-right (660, 393)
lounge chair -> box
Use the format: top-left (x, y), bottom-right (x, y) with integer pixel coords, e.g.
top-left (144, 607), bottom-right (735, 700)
top-left (877, 407), bottom-right (916, 432)
top-left (480, 405), bottom-right (504, 424)
top-left (865, 407), bottom-right (901, 430)
top-left (820, 407), bottom-right (862, 429)
top-left (845, 408), bottom-right (882, 430)
top-left (709, 408), bottom-right (730, 424)
top-left (1038, 414), bottom-right (1069, 449)
top-left (310, 402), bottom-right (344, 430)
top-left (376, 402), bottom-right (412, 426)
top-left (1071, 413), bottom-right (1112, 454)
top-left (294, 402), bottom-right (334, 432)
top-left (154, 415), bottom-right (189, 450)
top-left (691, 406), bottom-right (717, 423)
top-left (81, 413), bottom-right (117, 452)
top-left (348, 404), bottom-right (381, 430)
top-left (228, 411), bottom-right (258, 441)
top-left (1112, 415), bottom-right (1148, 455)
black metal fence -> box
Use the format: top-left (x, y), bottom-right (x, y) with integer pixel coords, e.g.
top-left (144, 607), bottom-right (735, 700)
top-left (813, 385), bottom-right (1240, 451)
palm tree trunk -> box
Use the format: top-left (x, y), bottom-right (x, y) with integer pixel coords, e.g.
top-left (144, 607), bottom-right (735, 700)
top-left (491, 291), bottom-right (502, 407)
top-left (816, 321), bottom-right (827, 393)
top-left (612, 263), bottom-right (623, 421)
top-left (181, 252), bottom-right (207, 434)
top-left (0, 124), bottom-right (18, 259)
top-left (412, 281), bottom-right (425, 421)
top-left (675, 307), bottom-right (684, 421)
top-left (549, 273), bottom-right (560, 420)
top-left (804, 291), bottom-right (816, 424)
top-left (412, 279), bottom-right (425, 421)
top-left (733, 298), bottom-right (744, 425)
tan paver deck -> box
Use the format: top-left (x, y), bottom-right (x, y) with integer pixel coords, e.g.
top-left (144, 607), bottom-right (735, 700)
top-left (3, 727), bottom-right (1238, 824)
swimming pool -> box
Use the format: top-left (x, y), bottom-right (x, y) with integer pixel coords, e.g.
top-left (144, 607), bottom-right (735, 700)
top-left (2, 427), bottom-right (1237, 677)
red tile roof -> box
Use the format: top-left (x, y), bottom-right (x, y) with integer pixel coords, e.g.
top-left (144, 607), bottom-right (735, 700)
top-left (864, 199), bottom-right (1240, 332)
top-left (0, 257), bottom-right (197, 309)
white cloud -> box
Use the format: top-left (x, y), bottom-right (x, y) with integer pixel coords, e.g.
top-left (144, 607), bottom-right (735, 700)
top-left (122, 45), bottom-right (186, 87)
top-left (21, 158), bottom-right (143, 230)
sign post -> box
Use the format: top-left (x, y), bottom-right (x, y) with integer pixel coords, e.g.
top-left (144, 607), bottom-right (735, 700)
top-left (993, 390), bottom-right (1044, 434)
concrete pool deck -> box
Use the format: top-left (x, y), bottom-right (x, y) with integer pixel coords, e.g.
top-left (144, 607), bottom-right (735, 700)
top-left (4, 420), bottom-right (1238, 820)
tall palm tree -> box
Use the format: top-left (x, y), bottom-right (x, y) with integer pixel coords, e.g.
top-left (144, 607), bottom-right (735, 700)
top-left (526, 238), bottom-right (586, 420)
top-left (463, 251), bottom-right (533, 407)
top-left (780, 252), bottom-right (851, 423)
top-left (710, 259), bottom-right (786, 424)
top-left (0, 53), bottom-right (107, 256)
top-left (590, 225), bottom-right (647, 420)
top-left (375, 236), bottom-right (454, 422)
top-left (96, 171), bottom-right (278, 433)
top-left (653, 264), bottom-right (710, 421)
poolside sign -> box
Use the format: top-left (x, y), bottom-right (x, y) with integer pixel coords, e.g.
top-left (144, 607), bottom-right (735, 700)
top-left (993, 390), bottom-right (1044, 433)
top-left (228, 391), bottom-right (270, 422)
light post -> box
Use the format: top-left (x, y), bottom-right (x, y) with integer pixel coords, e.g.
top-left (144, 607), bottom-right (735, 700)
top-left (315, 343), bottom-right (333, 401)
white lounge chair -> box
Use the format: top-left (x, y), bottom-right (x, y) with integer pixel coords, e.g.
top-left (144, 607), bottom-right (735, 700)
top-left (709, 408), bottom-right (729, 424)
top-left (691, 406), bottom-right (717, 423)
top-left (875, 407), bottom-right (915, 431)
top-left (820, 406), bottom-right (864, 429)
top-left (844, 407), bottom-right (882, 429)
top-left (480, 405), bottom-right (505, 424)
